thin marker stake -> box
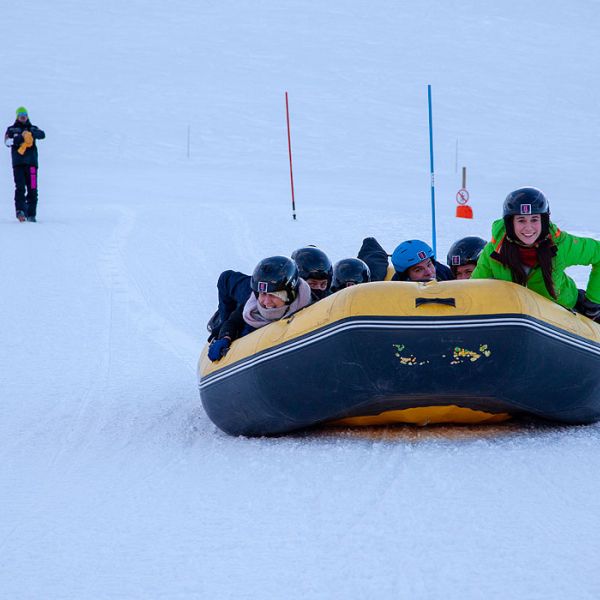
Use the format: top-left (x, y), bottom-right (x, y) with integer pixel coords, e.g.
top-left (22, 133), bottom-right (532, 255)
top-left (285, 91), bottom-right (297, 220)
top-left (427, 85), bottom-right (437, 256)
top-left (455, 138), bottom-right (458, 173)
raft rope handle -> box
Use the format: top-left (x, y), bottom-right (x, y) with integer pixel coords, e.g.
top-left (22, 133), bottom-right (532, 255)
top-left (415, 297), bottom-right (456, 308)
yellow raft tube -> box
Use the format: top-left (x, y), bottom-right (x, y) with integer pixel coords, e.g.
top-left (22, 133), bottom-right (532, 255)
top-left (198, 280), bottom-right (600, 436)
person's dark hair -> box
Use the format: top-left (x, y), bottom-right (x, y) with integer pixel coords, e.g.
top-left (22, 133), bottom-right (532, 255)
top-left (498, 235), bottom-right (557, 299)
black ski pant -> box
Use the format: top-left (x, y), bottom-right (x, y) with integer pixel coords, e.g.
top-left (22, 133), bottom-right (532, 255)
top-left (13, 164), bottom-right (38, 217)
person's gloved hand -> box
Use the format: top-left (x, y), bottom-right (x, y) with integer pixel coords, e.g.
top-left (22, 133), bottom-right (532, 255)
top-left (17, 131), bottom-right (33, 156)
top-left (13, 133), bottom-right (24, 145)
top-left (208, 337), bottom-right (231, 361)
top-left (581, 297), bottom-right (600, 322)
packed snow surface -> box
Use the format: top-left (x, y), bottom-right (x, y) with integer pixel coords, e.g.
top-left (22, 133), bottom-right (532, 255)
top-left (1, 1), bottom-right (599, 598)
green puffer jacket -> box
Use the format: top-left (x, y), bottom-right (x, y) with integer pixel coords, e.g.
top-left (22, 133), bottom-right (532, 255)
top-left (472, 219), bottom-right (600, 308)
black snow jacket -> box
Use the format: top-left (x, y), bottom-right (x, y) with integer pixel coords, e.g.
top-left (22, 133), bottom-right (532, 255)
top-left (4, 119), bottom-right (45, 167)
top-left (218, 304), bottom-right (255, 342)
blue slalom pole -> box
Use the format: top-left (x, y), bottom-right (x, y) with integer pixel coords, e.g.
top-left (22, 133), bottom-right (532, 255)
top-left (427, 84), bottom-right (437, 257)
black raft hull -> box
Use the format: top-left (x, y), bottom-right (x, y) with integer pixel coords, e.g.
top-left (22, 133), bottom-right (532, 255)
top-left (198, 280), bottom-right (600, 436)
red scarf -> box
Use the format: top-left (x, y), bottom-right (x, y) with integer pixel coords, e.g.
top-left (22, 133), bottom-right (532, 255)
top-left (518, 246), bottom-right (538, 268)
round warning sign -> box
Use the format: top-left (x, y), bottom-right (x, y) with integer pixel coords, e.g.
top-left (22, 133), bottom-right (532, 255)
top-left (456, 188), bottom-right (470, 205)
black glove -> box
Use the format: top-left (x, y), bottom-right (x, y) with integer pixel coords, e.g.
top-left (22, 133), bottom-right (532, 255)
top-left (208, 337), bottom-right (231, 361)
top-left (13, 134), bottom-right (24, 145)
top-left (581, 297), bottom-right (600, 322)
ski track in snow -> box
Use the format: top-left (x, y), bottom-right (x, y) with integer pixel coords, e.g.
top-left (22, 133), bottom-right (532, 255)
top-left (97, 203), bottom-right (199, 373)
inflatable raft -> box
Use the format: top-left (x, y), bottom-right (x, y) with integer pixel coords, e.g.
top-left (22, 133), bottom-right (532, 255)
top-left (198, 280), bottom-right (600, 436)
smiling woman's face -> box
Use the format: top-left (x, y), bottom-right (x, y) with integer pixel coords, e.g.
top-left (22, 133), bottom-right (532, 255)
top-left (258, 292), bottom-right (285, 308)
top-left (513, 214), bottom-right (542, 246)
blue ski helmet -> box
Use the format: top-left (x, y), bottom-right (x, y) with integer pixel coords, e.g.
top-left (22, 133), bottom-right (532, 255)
top-left (391, 240), bottom-right (434, 274)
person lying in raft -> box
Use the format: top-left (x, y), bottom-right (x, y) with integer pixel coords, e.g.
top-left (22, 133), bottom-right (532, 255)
top-left (446, 236), bottom-right (487, 279)
top-left (330, 258), bottom-right (371, 292)
top-left (291, 246), bottom-right (333, 302)
top-left (207, 256), bottom-right (312, 362)
top-left (207, 246), bottom-right (332, 341)
top-left (358, 237), bottom-right (453, 282)
top-left (471, 187), bottom-right (600, 323)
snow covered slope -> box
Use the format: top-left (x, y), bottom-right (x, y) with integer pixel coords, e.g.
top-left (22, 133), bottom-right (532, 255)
top-left (1, 1), bottom-right (599, 598)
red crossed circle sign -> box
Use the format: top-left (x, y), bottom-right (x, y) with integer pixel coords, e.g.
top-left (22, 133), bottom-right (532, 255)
top-left (456, 188), bottom-right (470, 205)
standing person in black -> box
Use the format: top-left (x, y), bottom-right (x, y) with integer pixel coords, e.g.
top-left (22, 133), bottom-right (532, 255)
top-left (4, 106), bottom-right (45, 222)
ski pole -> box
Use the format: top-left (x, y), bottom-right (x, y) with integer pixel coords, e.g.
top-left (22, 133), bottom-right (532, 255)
top-left (427, 85), bottom-right (437, 256)
top-left (285, 91), bottom-right (297, 220)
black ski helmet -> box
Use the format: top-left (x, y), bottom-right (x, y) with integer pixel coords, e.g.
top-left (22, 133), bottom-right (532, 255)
top-left (503, 187), bottom-right (549, 216)
top-left (250, 256), bottom-right (299, 304)
top-left (291, 246), bottom-right (333, 286)
top-left (503, 187), bottom-right (550, 242)
top-left (331, 258), bottom-right (371, 292)
top-left (446, 236), bottom-right (487, 269)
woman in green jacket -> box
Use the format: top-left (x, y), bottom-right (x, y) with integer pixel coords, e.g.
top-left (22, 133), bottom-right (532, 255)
top-left (471, 187), bottom-right (600, 322)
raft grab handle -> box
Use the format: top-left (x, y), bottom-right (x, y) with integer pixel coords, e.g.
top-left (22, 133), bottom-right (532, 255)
top-left (415, 297), bottom-right (456, 308)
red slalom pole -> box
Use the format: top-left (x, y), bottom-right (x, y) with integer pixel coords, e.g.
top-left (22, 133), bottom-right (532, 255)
top-left (285, 91), bottom-right (297, 220)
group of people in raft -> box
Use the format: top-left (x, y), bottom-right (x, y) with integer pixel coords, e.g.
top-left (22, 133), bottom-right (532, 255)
top-left (207, 186), bottom-right (600, 362)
